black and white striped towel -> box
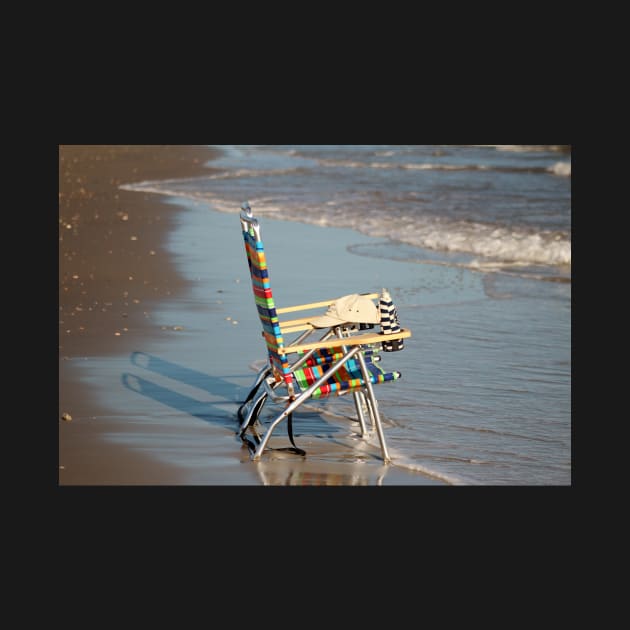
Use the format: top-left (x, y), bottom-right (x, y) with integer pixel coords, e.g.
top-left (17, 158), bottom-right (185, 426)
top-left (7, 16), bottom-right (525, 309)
top-left (379, 288), bottom-right (404, 352)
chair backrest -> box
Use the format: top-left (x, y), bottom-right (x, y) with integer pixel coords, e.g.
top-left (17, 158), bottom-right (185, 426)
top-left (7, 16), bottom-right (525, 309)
top-left (239, 204), bottom-right (292, 383)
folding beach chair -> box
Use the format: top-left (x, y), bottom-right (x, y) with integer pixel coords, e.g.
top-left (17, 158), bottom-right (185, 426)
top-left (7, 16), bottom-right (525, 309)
top-left (237, 202), bottom-right (411, 462)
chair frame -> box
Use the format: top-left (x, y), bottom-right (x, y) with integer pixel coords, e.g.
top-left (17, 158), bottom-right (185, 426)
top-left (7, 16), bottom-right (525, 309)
top-left (237, 204), bottom-right (411, 463)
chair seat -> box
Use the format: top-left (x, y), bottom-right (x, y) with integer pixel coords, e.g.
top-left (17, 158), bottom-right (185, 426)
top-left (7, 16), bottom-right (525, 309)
top-left (292, 350), bottom-right (400, 399)
top-left (300, 347), bottom-right (379, 367)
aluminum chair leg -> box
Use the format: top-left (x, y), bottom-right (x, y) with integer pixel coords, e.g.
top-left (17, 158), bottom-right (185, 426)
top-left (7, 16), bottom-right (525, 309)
top-left (252, 346), bottom-right (362, 460)
top-left (356, 350), bottom-right (391, 463)
top-left (364, 395), bottom-right (376, 430)
top-left (352, 391), bottom-right (369, 437)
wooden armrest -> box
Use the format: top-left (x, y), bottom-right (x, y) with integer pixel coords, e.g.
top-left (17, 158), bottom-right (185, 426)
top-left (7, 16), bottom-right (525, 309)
top-left (279, 315), bottom-right (317, 329)
top-left (279, 316), bottom-right (324, 333)
top-left (283, 328), bottom-right (411, 354)
top-left (275, 292), bottom-right (379, 315)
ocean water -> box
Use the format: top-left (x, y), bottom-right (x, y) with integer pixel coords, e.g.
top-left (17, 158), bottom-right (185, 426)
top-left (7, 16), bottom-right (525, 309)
top-left (121, 145), bottom-right (571, 485)
top-left (124, 145), bottom-right (571, 279)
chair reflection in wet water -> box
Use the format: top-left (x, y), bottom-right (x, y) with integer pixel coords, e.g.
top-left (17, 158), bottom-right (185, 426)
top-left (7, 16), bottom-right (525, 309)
top-left (256, 461), bottom-right (388, 486)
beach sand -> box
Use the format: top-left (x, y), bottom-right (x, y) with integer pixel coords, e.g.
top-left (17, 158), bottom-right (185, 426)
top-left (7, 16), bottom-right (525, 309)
top-left (59, 145), bottom-right (224, 484)
top-left (58, 145), bottom-right (443, 485)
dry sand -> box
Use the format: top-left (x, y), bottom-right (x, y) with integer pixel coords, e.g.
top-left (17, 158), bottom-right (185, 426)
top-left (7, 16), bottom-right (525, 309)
top-left (59, 145), bottom-right (221, 358)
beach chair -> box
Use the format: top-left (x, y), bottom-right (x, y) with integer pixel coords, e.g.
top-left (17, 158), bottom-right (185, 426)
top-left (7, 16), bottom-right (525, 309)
top-left (237, 202), bottom-right (411, 463)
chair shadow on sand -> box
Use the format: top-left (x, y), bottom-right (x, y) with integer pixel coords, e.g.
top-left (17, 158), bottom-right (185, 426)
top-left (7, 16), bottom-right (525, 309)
top-left (121, 351), bottom-right (390, 485)
top-left (121, 351), bottom-right (243, 428)
top-left (121, 351), bottom-right (343, 436)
